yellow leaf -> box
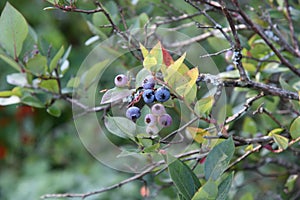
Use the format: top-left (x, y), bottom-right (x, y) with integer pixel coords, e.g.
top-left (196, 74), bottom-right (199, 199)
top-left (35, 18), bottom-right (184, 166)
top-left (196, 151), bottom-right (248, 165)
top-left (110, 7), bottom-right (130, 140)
top-left (245, 144), bottom-right (253, 151)
top-left (186, 127), bottom-right (209, 143)
top-left (139, 43), bottom-right (148, 58)
top-left (164, 52), bottom-right (186, 82)
top-left (143, 55), bottom-right (157, 70)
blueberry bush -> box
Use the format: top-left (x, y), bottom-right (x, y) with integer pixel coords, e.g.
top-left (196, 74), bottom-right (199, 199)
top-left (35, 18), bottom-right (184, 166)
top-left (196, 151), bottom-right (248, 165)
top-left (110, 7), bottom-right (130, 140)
top-left (0, 0), bottom-right (300, 199)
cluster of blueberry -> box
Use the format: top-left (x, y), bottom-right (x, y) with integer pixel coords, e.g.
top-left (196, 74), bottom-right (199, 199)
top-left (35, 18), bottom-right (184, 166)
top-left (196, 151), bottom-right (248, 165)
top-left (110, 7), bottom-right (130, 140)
top-left (114, 74), bottom-right (173, 132)
top-left (145, 103), bottom-right (172, 134)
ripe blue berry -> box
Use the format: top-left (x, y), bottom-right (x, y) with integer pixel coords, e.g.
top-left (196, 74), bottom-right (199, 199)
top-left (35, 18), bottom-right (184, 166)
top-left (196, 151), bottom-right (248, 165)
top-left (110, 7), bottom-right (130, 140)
top-left (158, 114), bottom-right (172, 127)
top-left (151, 103), bottom-right (166, 116)
top-left (126, 106), bottom-right (141, 121)
top-left (144, 114), bottom-right (157, 126)
top-left (155, 87), bottom-right (170, 102)
top-left (142, 89), bottom-right (155, 104)
top-left (114, 74), bottom-right (128, 87)
top-left (226, 65), bottom-right (235, 71)
top-left (142, 75), bottom-right (155, 89)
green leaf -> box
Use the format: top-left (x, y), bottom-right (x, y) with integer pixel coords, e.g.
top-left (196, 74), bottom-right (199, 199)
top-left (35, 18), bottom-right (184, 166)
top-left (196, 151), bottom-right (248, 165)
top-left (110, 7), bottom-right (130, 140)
top-left (290, 117), bottom-right (300, 139)
top-left (21, 95), bottom-right (44, 108)
top-left (268, 128), bottom-right (288, 150)
top-left (39, 79), bottom-right (59, 93)
top-left (6, 73), bottom-right (29, 87)
top-left (100, 87), bottom-right (134, 104)
top-left (104, 116), bottom-right (136, 139)
top-left (26, 54), bottom-right (47, 75)
top-left (0, 96), bottom-right (20, 106)
top-left (83, 59), bottom-right (109, 90)
top-left (192, 180), bottom-right (218, 200)
top-left (0, 54), bottom-right (21, 71)
top-left (66, 77), bottom-right (80, 88)
top-left (0, 90), bottom-right (13, 97)
top-left (216, 172), bottom-right (234, 200)
top-left (49, 46), bottom-right (64, 72)
top-left (204, 137), bottom-right (235, 181)
top-left (168, 155), bottom-right (201, 199)
top-left (47, 102), bottom-right (61, 117)
top-left (135, 68), bottom-right (151, 88)
top-left (194, 96), bottom-right (214, 117)
top-left (0, 2), bottom-right (28, 57)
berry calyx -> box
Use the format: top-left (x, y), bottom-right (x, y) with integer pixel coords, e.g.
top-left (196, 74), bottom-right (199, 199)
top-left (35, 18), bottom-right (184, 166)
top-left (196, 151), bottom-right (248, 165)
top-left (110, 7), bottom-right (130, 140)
top-left (155, 87), bottom-right (170, 102)
top-left (151, 103), bottom-right (166, 116)
top-left (158, 114), bottom-right (172, 127)
top-left (144, 114), bottom-right (157, 126)
top-left (114, 74), bottom-right (128, 87)
top-left (146, 125), bottom-right (159, 135)
top-left (126, 106), bottom-right (141, 121)
top-left (142, 75), bottom-right (155, 89)
top-left (142, 89), bottom-right (155, 104)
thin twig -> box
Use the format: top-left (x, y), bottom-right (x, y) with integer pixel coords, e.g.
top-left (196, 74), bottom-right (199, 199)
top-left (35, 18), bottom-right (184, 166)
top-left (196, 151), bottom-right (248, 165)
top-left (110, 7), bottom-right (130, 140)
top-left (165, 24), bottom-right (247, 48)
top-left (284, 0), bottom-right (299, 54)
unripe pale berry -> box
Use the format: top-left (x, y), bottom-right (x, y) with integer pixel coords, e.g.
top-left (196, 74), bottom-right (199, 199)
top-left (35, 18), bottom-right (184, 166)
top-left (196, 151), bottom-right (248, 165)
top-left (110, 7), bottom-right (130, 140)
top-left (158, 114), bottom-right (172, 127)
top-left (114, 74), bottom-right (128, 87)
top-left (144, 114), bottom-right (157, 126)
top-left (151, 103), bottom-right (166, 116)
top-left (142, 75), bottom-right (155, 89)
top-left (126, 106), bottom-right (141, 121)
top-left (142, 89), bottom-right (155, 104)
top-left (155, 87), bottom-right (170, 102)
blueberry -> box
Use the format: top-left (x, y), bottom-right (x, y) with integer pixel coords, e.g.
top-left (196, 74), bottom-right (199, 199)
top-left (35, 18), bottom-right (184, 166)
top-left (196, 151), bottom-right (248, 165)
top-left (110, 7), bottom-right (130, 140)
top-left (114, 74), bottom-right (128, 87)
top-left (126, 106), bottom-right (141, 121)
top-left (144, 114), bottom-right (157, 126)
top-left (142, 89), bottom-right (155, 104)
top-left (158, 114), bottom-right (172, 127)
top-left (151, 103), bottom-right (166, 116)
top-left (146, 125), bottom-right (159, 135)
top-left (155, 87), bottom-right (170, 102)
top-left (142, 75), bottom-right (155, 89)
top-left (226, 65), bottom-right (235, 71)
top-left (225, 50), bottom-right (233, 62)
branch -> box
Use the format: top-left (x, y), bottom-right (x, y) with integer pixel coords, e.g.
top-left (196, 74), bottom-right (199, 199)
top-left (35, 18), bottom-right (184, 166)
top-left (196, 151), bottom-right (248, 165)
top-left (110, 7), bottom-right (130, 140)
top-left (41, 149), bottom-right (206, 199)
top-left (53, 4), bottom-right (103, 14)
top-left (165, 24), bottom-right (247, 48)
top-left (196, 73), bottom-right (300, 101)
top-left (232, 0), bottom-right (300, 77)
top-left (219, 0), bottom-right (249, 81)
top-left (225, 92), bottom-right (265, 124)
top-left (284, 0), bottom-right (300, 54)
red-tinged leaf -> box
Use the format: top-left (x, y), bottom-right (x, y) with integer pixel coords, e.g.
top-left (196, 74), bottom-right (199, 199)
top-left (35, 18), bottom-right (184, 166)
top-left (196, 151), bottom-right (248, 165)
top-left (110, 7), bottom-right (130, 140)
top-left (162, 46), bottom-right (173, 66)
top-left (199, 156), bottom-right (206, 164)
top-left (263, 144), bottom-right (274, 152)
top-left (0, 145), bottom-right (7, 159)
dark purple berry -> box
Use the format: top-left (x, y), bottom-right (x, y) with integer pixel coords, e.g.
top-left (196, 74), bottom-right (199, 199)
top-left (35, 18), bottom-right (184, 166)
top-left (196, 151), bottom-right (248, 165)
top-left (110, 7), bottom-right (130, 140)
top-left (142, 89), bottom-right (155, 104)
top-left (155, 87), bottom-right (170, 102)
top-left (126, 106), bottom-right (141, 121)
top-left (158, 114), bottom-right (172, 127)
top-left (114, 74), bottom-right (128, 87)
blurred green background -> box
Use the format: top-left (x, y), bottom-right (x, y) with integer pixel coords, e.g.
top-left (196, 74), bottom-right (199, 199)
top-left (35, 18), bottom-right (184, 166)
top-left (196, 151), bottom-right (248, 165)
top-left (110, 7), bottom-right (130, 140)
top-left (0, 1), bottom-right (144, 199)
